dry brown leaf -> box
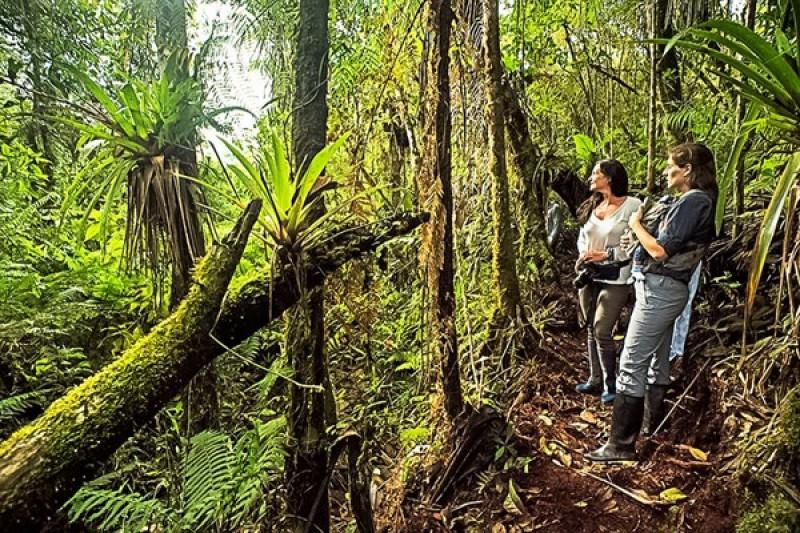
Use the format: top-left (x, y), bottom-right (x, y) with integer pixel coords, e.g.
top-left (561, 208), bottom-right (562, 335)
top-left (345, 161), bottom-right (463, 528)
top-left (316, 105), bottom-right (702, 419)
top-left (580, 410), bottom-right (599, 425)
top-left (602, 499), bottom-right (618, 513)
top-left (631, 489), bottom-right (654, 503)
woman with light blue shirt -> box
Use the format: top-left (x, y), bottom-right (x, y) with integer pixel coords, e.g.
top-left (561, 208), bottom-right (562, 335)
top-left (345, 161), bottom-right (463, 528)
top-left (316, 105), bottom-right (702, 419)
top-left (575, 160), bottom-right (642, 404)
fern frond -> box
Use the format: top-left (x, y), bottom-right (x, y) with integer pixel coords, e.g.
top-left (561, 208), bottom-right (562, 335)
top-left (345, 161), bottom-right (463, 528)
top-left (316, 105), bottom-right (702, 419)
top-left (64, 486), bottom-right (167, 532)
top-left (0, 389), bottom-right (50, 424)
top-left (178, 431), bottom-right (237, 531)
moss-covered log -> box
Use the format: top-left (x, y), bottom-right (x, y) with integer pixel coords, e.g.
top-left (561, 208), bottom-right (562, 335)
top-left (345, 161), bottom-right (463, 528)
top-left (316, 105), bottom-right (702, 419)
top-left (0, 200), bottom-right (261, 530)
top-left (0, 208), bottom-right (428, 530)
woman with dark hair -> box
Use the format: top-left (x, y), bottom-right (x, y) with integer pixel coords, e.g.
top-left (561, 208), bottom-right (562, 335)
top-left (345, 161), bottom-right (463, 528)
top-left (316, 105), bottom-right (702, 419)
top-left (587, 143), bottom-right (717, 462)
top-left (575, 160), bottom-right (641, 404)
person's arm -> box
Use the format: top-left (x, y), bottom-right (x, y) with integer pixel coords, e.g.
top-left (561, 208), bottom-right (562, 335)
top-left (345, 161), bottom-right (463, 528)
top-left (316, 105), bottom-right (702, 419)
top-left (631, 193), bottom-right (711, 263)
top-left (577, 224), bottom-right (587, 254)
top-left (630, 215), bottom-right (667, 261)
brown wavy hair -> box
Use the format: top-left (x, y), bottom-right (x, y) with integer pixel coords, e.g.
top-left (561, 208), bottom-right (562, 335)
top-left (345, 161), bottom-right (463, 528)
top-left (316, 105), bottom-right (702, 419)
top-left (670, 143), bottom-right (718, 205)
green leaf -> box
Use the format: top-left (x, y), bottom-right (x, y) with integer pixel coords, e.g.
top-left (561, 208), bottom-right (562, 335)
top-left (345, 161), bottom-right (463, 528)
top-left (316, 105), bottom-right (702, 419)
top-left (66, 66), bottom-right (135, 137)
top-left (659, 487), bottom-right (689, 503)
top-left (716, 103), bottom-right (761, 234)
top-left (270, 131), bottom-right (292, 212)
top-left (703, 20), bottom-right (800, 107)
top-left (746, 151), bottom-right (800, 323)
top-left (573, 133), bottom-right (595, 163)
top-left (662, 37), bottom-right (795, 110)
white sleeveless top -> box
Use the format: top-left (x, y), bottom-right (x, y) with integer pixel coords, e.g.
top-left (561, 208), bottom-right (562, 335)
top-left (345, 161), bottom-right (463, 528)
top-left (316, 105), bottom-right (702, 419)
top-left (577, 196), bottom-right (642, 284)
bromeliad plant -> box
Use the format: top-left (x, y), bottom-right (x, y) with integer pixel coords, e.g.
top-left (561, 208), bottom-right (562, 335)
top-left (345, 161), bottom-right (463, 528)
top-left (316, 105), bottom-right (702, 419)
top-left (219, 131), bottom-right (349, 252)
top-left (663, 4), bottom-right (800, 323)
top-left (59, 51), bottom-right (243, 297)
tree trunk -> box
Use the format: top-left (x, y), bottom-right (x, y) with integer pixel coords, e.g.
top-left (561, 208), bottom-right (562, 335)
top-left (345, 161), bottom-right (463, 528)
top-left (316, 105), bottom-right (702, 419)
top-left (155, 0), bottom-right (216, 434)
top-left (0, 210), bottom-right (427, 530)
top-left (646, 0), bottom-right (660, 194)
top-left (733, 0), bottom-right (757, 237)
top-left (501, 77), bottom-right (555, 274)
top-left (482, 0), bottom-right (523, 352)
top-left (653, 0), bottom-right (684, 144)
top-left (418, 0), bottom-right (464, 422)
top-left (285, 0), bottom-right (333, 531)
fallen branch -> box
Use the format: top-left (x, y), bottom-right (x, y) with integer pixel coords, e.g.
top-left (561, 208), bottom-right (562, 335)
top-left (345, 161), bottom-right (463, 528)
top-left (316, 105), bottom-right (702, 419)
top-left (576, 470), bottom-right (669, 508)
top-left (652, 359), bottom-right (710, 436)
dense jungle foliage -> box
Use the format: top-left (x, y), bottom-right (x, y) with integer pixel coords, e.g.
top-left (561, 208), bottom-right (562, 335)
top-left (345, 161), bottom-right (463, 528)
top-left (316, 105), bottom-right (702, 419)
top-left (1, 0), bottom-right (799, 531)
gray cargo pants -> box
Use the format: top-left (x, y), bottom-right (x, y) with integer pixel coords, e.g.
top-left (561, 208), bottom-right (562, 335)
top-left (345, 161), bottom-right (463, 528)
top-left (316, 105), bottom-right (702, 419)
top-left (616, 273), bottom-right (689, 397)
top-left (578, 282), bottom-right (632, 385)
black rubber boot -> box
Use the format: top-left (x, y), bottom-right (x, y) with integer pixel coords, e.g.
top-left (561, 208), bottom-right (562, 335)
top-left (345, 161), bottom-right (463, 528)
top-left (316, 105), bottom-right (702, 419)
top-left (642, 384), bottom-right (668, 435)
top-left (598, 345), bottom-right (617, 404)
top-left (586, 393), bottom-right (644, 462)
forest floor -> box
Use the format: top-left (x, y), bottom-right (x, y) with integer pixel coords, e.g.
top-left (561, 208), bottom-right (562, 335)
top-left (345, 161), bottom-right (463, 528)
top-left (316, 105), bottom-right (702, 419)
top-left (493, 327), bottom-right (737, 532)
top-left (396, 276), bottom-right (740, 532)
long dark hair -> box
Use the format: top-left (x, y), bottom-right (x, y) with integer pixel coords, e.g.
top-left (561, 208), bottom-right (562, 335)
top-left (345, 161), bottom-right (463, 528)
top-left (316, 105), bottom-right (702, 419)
top-left (670, 143), bottom-right (718, 205)
top-left (577, 159), bottom-right (629, 224)
top-left (598, 159), bottom-right (629, 197)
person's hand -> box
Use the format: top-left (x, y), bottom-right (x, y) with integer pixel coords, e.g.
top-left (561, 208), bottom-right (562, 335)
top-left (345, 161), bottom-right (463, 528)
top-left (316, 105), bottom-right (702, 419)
top-left (629, 207), bottom-right (643, 229)
top-left (583, 249), bottom-right (607, 263)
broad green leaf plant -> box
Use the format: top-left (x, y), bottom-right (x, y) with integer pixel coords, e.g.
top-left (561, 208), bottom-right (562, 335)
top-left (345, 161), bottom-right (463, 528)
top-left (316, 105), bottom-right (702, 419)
top-left (664, 3), bottom-right (800, 325)
top-left (59, 51), bottom-right (245, 290)
top-left (215, 131), bottom-right (350, 251)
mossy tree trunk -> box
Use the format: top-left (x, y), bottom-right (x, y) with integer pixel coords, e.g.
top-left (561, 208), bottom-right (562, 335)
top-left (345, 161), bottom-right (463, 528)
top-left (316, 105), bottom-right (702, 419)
top-left (156, 0), bottom-right (217, 434)
top-left (419, 0), bottom-right (465, 422)
top-left (501, 78), bottom-right (555, 276)
top-left (0, 209), bottom-right (428, 530)
top-left (481, 0), bottom-right (526, 365)
top-left (285, 2), bottom-right (333, 529)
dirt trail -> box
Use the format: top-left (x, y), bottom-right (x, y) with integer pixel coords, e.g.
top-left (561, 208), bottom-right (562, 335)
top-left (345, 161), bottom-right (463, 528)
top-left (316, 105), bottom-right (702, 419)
top-left (494, 330), bottom-right (736, 532)
top-left (398, 321), bottom-right (737, 532)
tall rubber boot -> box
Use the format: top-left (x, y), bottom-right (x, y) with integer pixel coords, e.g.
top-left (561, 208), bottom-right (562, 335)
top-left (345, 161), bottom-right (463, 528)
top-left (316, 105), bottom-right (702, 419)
top-left (642, 384), bottom-right (668, 435)
top-left (576, 332), bottom-right (602, 395)
top-left (586, 393), bottom-right (644, 462)
top-left (598, 344), bottom-right (617, 404)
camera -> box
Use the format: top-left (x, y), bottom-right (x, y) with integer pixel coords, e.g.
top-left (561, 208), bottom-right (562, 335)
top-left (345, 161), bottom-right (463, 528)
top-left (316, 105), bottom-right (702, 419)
top-left (573, 263), bottom-right (597, 290)
top-left (573, 261), bottom-right (624, 289)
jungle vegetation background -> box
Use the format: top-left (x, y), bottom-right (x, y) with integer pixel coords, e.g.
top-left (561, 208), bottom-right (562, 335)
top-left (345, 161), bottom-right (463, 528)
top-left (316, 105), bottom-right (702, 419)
top-left (0, 0), bottom-right (799, 531)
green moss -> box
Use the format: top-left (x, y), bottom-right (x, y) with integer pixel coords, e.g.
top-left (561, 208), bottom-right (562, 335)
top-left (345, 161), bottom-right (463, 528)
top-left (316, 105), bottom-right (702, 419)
top-left (780, 386), bottom-right (800, 458)
top-left (736, 492), bottom-right (800, 533)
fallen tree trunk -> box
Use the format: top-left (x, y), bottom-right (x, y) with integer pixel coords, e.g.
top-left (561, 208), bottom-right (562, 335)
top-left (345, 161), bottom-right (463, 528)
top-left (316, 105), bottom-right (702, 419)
top-left (0, 209), bottom-right (428, 530)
